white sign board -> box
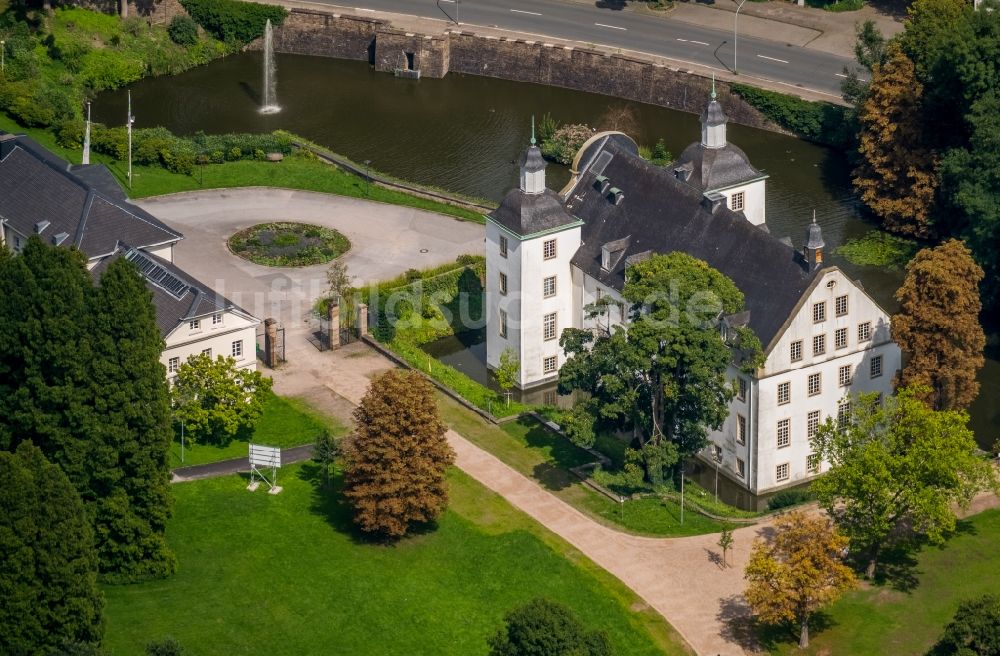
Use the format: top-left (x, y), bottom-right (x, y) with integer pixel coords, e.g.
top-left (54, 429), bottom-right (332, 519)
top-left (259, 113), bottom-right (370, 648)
top-left (249, 444), bottom-right (281, 468)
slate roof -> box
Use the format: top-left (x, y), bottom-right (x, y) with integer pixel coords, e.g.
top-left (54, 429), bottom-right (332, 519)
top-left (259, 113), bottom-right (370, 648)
top-left (674, 141), bottom-right (766, 192)
top-left (0, 133), bottom-right (181, 259)
top-left (564, 139), bottom-right (824, 349)
top-left (489, 188), bottom-right (581, 238)
top-left (91, 246), bottom-right (253, 338)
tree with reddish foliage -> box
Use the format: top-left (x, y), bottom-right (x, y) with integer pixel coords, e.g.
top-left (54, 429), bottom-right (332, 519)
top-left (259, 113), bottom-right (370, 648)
top-left (342, 370), bottom-right (454, 538)
top-left (892, 239), bottom-right (985, 411)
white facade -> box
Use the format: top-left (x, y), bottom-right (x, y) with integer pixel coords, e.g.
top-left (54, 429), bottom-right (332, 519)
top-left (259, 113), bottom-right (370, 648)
top-left (715, 178), bottom-right (767, 227)
top-left (486, 220), bottom-right (580, 387)
top-left (701, 267), bottom-right (900, 495)
top-left (162, 308), bottom-right (259, 380)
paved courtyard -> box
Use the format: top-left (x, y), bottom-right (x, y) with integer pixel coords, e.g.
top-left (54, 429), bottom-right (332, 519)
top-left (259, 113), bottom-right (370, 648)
top-left (136, 187), bottom-right (485, 330)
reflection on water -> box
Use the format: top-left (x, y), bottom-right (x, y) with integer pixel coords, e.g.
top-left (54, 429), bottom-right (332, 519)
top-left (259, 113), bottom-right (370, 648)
top-left (95, 53), bottom-right (999, 448)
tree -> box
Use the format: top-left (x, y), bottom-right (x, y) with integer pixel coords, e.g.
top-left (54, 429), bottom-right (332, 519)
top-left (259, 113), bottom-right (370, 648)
top-left (87, 257), bottom-right (176, 581)
top-left (558, 252), bottom-right (759, 484)
top-left (597, 103), bottom-right (639, 136)
top-left (841, 20), bottom-right (887, 108)
top-left (743, 511), bottom-right (856, 649)
top-left (146, 636), bottom-right (187, 656)
top-left (0, 442), bottom-right (104, 655)
top-left (892, 240), bottom-right (985, 411)
top-left (487, 598), bottom-right (612, 656)
top-left (325, 259), bottom-right (354, 304)
top-left (717, 526), bottom-right (734, 569)
top-left (342, 370), bottom-right (455, 538)
top-left (853, 44), bottom-right (938, 238)
top-left (167, 15), bottom-right (199, 46)
top-left (495, 347), bottom-right (520, 406)
top-left (313, 429), bottom-right (338, 489)
top-left (172, 354), bottom-right (273, 444)
top-left (810, 388), bottom-right (996, 579)
top-left (933, 594), bottom-right (1000, 656)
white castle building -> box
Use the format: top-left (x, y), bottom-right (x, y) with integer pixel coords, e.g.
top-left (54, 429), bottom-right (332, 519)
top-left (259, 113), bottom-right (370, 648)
top-left (485, 93), bottom-right (900, 507)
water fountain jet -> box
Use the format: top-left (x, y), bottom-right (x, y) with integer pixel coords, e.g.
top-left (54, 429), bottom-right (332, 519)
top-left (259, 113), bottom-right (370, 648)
top-left (260, 19), bottom-right (280, 114)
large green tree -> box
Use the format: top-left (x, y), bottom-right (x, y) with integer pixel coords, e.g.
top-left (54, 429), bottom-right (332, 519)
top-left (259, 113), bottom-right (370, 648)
top-left (810, 388), bottom-right (996, 579)
top-left (892, 240), bottom-right (985, 411)
top-left (488, 598), bottom-right (611, 656)
top-left (853, 43), bottom-right (938, 238)
top-left (342, 369), bottom-right (454, 538)
top-left (558, 252), bottom-right (760, 484)
top-left (934, 594), bottom-right (1000, 656)
top-left (0, 442), bottom-right (104, 655)
top-left (172, 353), bottom-right (273, 444)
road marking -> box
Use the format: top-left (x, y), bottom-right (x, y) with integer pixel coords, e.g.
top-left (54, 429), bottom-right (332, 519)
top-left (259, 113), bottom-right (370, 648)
top-left (510, 8), bottom-right (542, 15)
top-left (595, 22), bottom-right (627, 30)
top-left (690, 40), bottom-right (710, 46)
top-left (835, 73), bottom-right (848, 78)
top-left (757, 54), bottom-right (789, 64)
top-left (439, 0), bottom-right (455, 3)
top-left (355, 7), bottom-right (376, 11)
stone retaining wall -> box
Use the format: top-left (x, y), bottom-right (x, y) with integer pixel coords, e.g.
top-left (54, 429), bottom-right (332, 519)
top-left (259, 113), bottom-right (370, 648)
top-left (264, 10), bottom-right (783, 133)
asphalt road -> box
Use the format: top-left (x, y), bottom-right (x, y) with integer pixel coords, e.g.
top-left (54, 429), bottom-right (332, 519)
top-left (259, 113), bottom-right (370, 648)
top-left (322, 0), bottom-right (856, 98)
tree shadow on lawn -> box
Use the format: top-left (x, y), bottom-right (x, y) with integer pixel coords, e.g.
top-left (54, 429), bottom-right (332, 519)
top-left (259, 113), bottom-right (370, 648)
top-left (725, 593), bottom-right (839, 655)
top-left (296, 462), bottom-right (440, 546)
top-left (870, 518), bottom-right (979, 593)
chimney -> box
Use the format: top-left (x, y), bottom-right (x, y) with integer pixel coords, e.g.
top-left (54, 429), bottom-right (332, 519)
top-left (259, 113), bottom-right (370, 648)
top-left (608, 187), bottom-right (625, 206)
top-left (701, 192), bottom-right (725, 214)
top-left (594, 175), bottom-right (611, 194)
top-left (803, 212), bottom-right (825, 272)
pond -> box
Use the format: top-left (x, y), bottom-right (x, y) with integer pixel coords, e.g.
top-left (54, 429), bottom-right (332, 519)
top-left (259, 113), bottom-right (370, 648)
top-left (95, 53), bottom-right (999, 449)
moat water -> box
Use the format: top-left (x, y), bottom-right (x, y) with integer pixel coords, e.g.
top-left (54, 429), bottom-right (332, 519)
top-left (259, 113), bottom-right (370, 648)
top-left (95, 53), bottom-right (999, 450)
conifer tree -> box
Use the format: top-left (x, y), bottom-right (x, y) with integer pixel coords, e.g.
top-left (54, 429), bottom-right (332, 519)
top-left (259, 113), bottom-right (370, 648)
top-left (88, 257), bottom-right (176, 581)
top-left (0, 442), bottom-right (104, 655)
top-left (892, 239), bottom-right (985, 411)
top-left (853, 44), bottom-right (938, 238)
top-left (342, 370), bottom-right (454, 538)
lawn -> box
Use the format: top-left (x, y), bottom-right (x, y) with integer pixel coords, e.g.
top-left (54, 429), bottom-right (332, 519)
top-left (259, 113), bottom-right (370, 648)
top-left (0, 113), bottom-right (485, 223)
top-left (440, 396), bottom-right (727, 537)
top-left (169, 394), bottom-right (346, 468)
top-left (763, 508), bottom-right (1000, 655)
top-left (101, 464), bottom-right (693, 655)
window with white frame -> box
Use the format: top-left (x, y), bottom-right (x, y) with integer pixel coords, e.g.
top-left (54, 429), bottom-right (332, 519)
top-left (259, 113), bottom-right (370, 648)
top-left (189, 319), bottom-right (200, 331)
top-left (201, 348), bottom-right (212, 358)
top-left (870, 354), bottom-right (883, 378)
top-left (813, 334), bottom-right (826, 356)
top-left (543, 275), bottom-right (557, 298)
top-left (543, 312), bottom-right (557, 341)
top-left (835, 327), bottom-right (848, 349)
top-left (776, 462), bottom-right (790, 482)
top-left (212, 312), bottom-right (223, 326)
top-left (807, 410), bottom-right (821, 439)
top-left (232, 340), bottom-right (243, 359)
top-left (730, 191), bottom-right (745, 211)
top-left (736, 458), bottom-right (746, 479)
top-left (835, 294), bottom-right (848, 317)
top-left (790, 340), bottom-right (803, 362)
top-left (168, 357), bottom-right (180, 373)
top-left (839, 365), bottom-right (852, 387)
top-left (543, 239), bottom-right (557, 260)
top-left (543, 391), bottom-right (557, 406)
top-left (807, 453), bottom-right (820, 474)
top-left (777, 418), bottom-right (791, 448)
top-left (838, 399), bottom-right (852, 427)
top-left (543, 355), bottom-right (557, 374)
top-left (808, 372), bottom-right (822, 396)
top-left (858, 321), bottom-right (872, 342)
top-left (712, 444), bottom-right (723, 462)
top-left (499, 272), bottom-right (508, 296)
top-left (499, 235), bottom-right (508, 258)
top-left (777, 381), bottom-right (790, 405)
top-left (736, 414), bottom-right (747, 445)
top-left (813, 301), bottom-right (826, 323)
top-left (499, 309), bottom-right (508, 338)
top-left (737, 377), bottom-right (747, 402)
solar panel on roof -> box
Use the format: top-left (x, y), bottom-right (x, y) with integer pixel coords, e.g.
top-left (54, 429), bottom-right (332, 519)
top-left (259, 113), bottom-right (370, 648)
top-left (124, 249), bottom-right (190, 301)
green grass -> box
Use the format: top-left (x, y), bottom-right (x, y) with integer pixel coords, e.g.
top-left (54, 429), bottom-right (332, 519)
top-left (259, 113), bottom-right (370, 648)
top-left (440, 395), bottom-right (727, 537)
top-left (762, 509), bottom-right (1000, 654)
top-left (0, 113), bottom-right (485, 224)
top-left (170, 394), bottom-right (346, 468)
top-left (101, 463), bottom-right (693, 655)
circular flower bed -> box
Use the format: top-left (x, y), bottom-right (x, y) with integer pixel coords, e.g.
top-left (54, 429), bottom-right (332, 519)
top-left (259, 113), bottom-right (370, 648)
top-left (228, 222), bottom-right (351, 267)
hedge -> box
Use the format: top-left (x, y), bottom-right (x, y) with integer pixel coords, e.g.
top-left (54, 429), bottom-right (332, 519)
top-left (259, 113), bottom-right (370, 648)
top-left (179, 0), bottom-right (287, 43)
top-left (730, 83), bottom-right (851, 149)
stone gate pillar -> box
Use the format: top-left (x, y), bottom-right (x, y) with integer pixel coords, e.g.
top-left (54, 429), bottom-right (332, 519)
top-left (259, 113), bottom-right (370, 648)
top-left (357, 303), bottom-right (369, 338)
top-left (328, 301), bottom-right (341, 350)
top-left (264, 318), bottom-right (279, 368)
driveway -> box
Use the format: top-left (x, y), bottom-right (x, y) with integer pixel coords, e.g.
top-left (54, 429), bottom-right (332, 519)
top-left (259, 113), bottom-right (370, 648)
top-left (136, 187), bottom-right (485, 328)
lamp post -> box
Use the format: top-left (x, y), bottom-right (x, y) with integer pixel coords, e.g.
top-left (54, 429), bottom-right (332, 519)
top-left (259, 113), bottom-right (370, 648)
top-left (363, 159), bottom-right (372, 196)
top-left (679, 462), bottom-right (685, 525)
top-left (734, 0), bottom-right (748, 74)
top-left (1, 40), bottom-right (5, 77)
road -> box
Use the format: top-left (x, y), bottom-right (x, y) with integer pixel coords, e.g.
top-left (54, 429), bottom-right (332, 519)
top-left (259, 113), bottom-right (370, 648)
top-left (320, 0), bottom-right (857, 98)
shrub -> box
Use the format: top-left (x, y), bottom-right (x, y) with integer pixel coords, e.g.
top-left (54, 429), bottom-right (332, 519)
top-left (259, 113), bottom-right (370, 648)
top-left (226, 146), bottom-right (242, 161)
top-left (55, 117), bottom-right (86, 149)
top-left (730, 84), bottom-right (851, 148)
top-left (167, 15), bottom-right (199, 46)
top-left (767, 488), bottom-right (811, 511)
top-left (179, 0), bottom-right (287, 43)
top-left (540, 123), bottom-right (593, 165)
